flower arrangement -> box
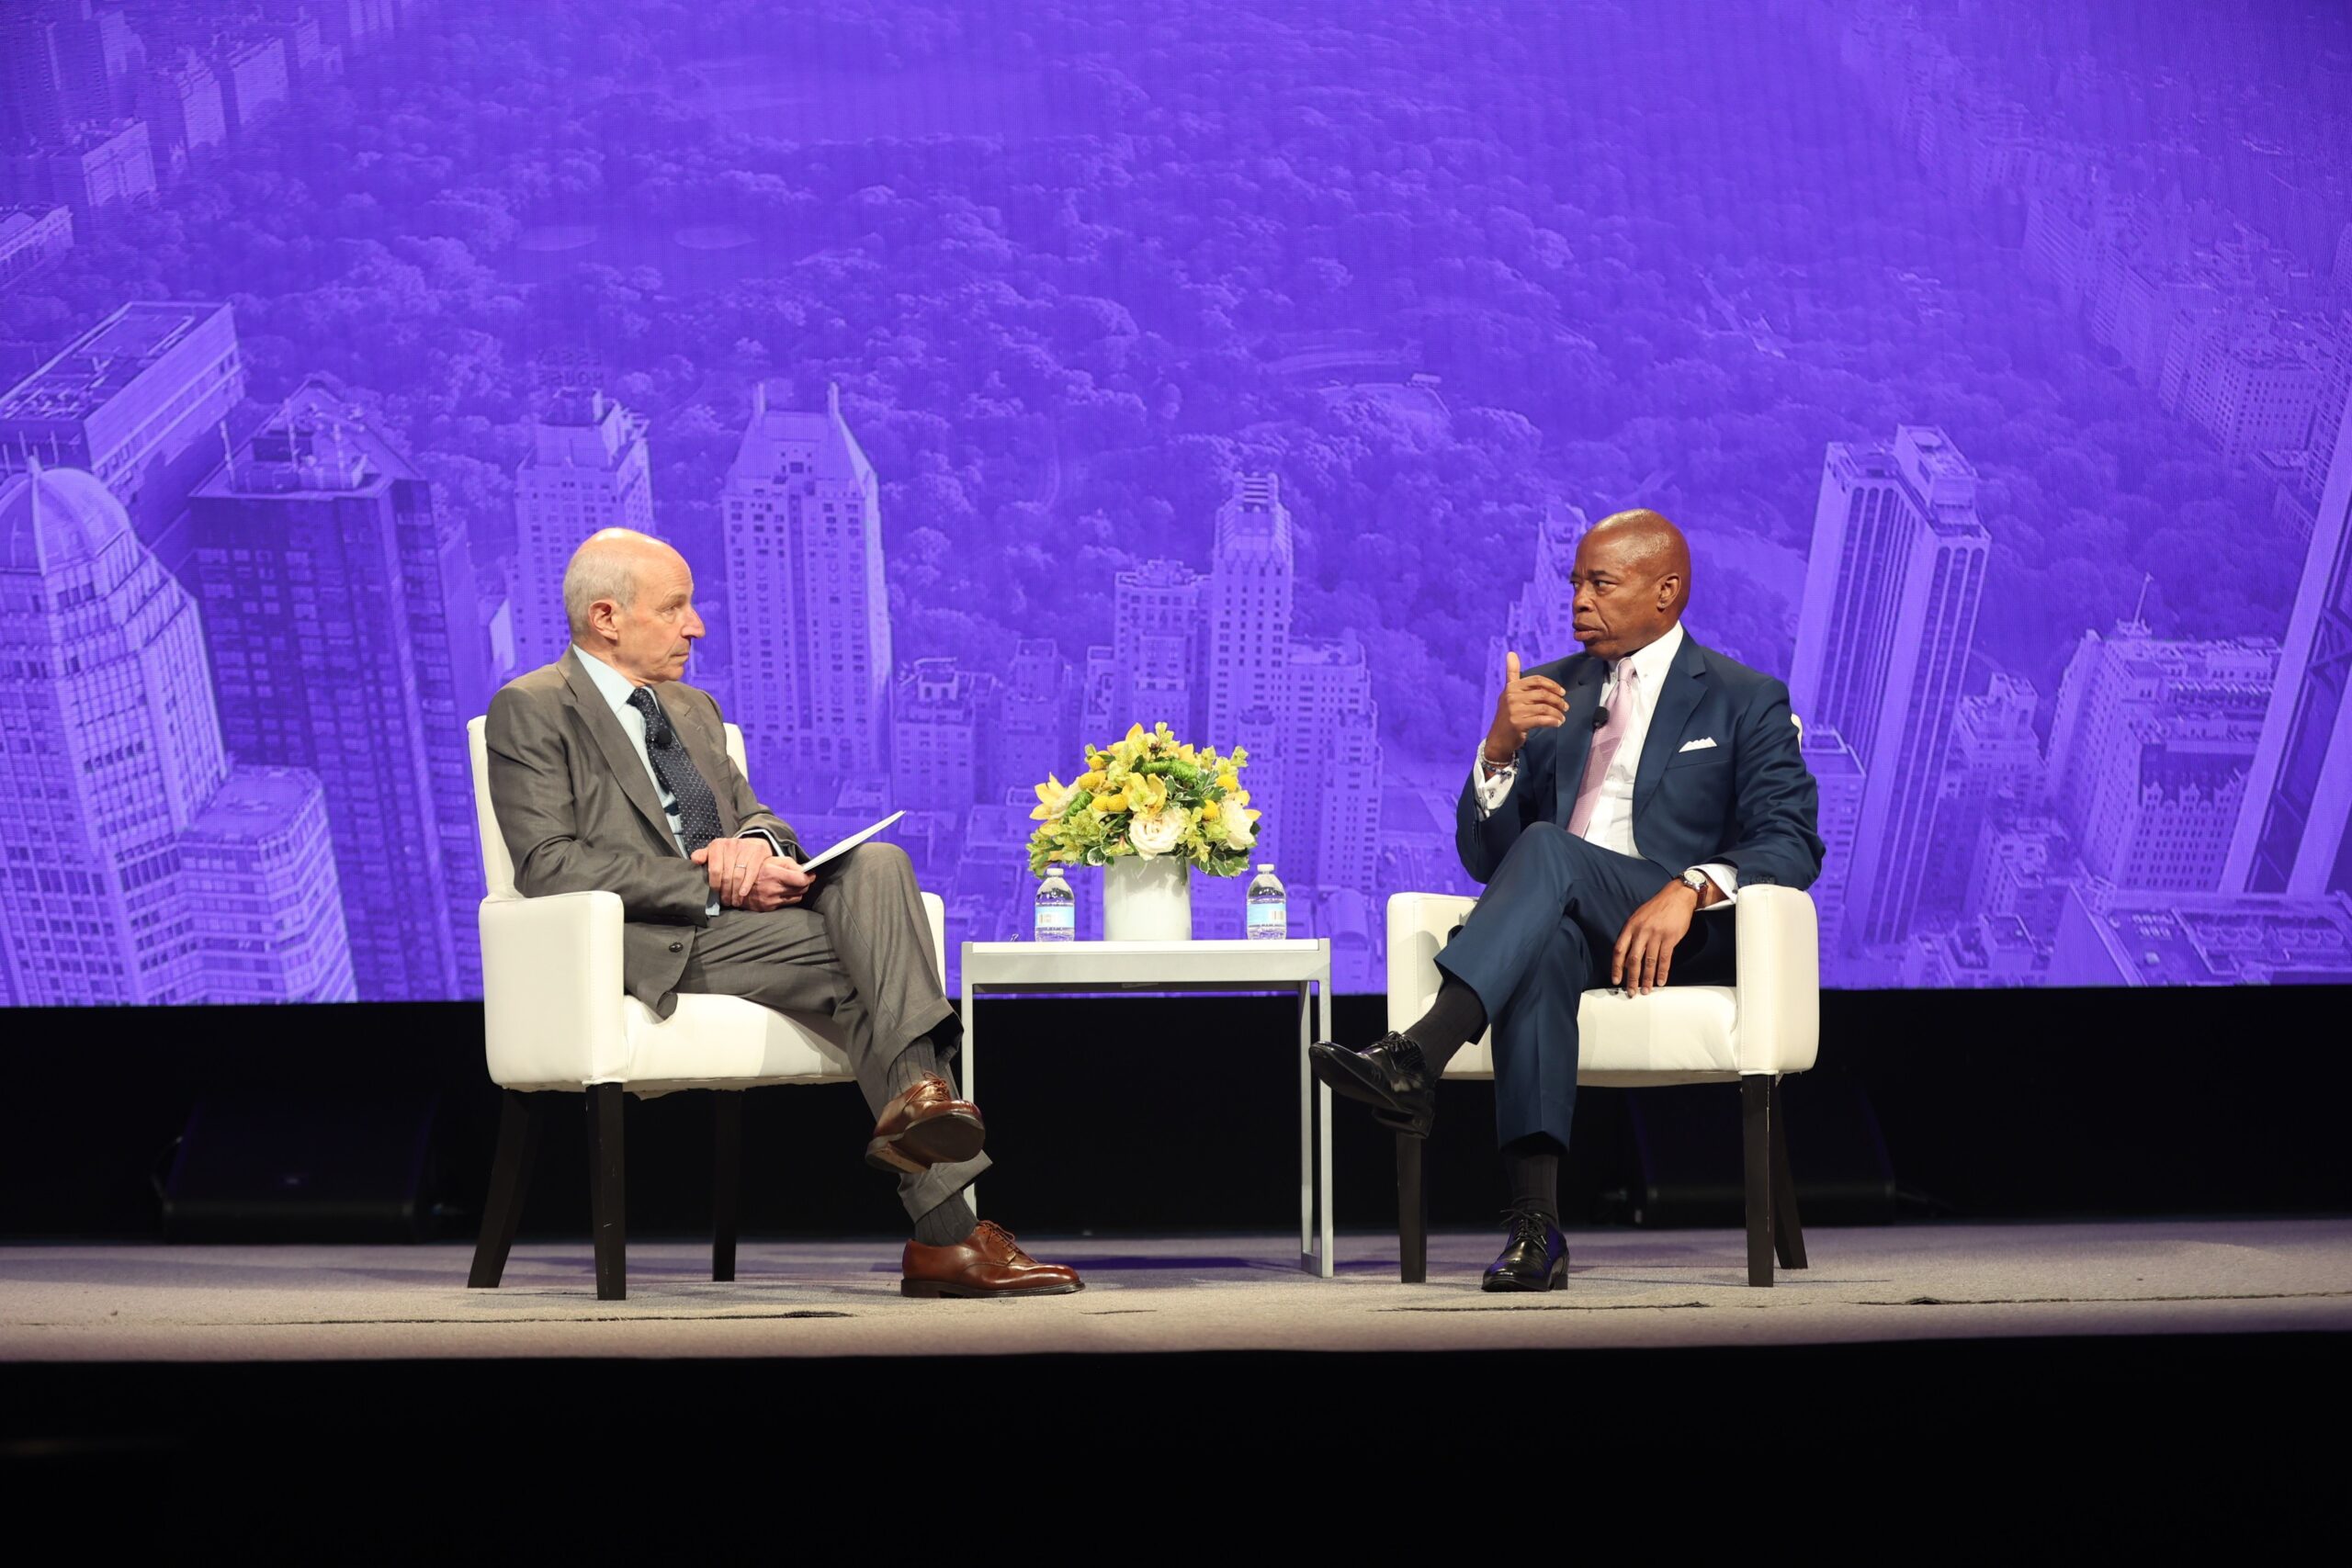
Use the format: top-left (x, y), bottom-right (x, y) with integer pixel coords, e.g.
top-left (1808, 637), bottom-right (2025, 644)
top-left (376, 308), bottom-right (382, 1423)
top-left (1027, 722), bottom-right (1261, 877)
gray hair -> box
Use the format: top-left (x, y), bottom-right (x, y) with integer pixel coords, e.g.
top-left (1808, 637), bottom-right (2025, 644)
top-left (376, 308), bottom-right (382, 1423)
top-left (561, 528), bottom-right (659, 639)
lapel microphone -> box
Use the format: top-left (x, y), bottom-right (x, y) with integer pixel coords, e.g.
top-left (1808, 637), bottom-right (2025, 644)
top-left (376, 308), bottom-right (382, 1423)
top-left (1591, 706), bottom-right (1610, 731)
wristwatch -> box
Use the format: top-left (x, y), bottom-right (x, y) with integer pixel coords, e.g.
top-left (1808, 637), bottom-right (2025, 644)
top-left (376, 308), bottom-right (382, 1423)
top-left (1678, 867), bottom-right (1713, 898)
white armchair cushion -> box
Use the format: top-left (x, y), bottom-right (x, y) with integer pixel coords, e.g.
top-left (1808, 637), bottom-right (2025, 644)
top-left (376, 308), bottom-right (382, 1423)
top-left (1385, 885), bottom-right (1819, 1088)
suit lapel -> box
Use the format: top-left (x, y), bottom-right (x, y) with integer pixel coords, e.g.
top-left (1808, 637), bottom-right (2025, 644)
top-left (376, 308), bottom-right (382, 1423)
top-left (561, 649), bottom-right (679, 853)
top-left (1632, 633), bottom-right (1709, 818)
top-left (1551, 657), bottom-right (1609, 824)
top-left (662, 689), bottom-right (741, 837)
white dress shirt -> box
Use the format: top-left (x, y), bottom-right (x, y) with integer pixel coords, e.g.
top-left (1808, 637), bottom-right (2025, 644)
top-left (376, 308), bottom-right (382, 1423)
top-left (1472, 621), bottom-right (1737, 905)
top-left (574, 647), bottom-right (782, 913)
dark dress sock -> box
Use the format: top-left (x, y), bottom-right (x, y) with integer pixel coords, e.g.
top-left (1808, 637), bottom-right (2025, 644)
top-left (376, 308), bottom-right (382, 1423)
top-left (886, 1035), bottom-right (954, 1096)
top-left (911, 1193), bottom-right (978, 1247)
top-left (1399, 975), bottom-right (1488, 1078)
top-left (1503, 1133), bottom-right (1564, 1224)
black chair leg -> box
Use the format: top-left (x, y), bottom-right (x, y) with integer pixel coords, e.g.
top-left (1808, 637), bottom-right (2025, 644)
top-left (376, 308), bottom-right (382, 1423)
top-left (713, 1089), bottom-right (743, 1283)
top-left (586, 1082), bottom-right (628, 1302)
top-left (1396, 1132), bottom-right (1429, 1284)
top-left (468, 1089), bottom-right (541, 1290)
top-left (1769, 1077), bottom-right (1808, 1270)
top-left (1740, 1074), bottom-right (1774, 1287)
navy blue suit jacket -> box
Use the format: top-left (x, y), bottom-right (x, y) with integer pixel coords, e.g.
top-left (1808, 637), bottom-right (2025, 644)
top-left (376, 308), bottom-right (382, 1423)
top-left (1453, 632), bottom-right (1825, 893)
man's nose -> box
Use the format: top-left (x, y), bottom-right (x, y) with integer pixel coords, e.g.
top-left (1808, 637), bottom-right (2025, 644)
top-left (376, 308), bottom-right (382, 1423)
top-left (684, 610), bottom-right (706, 638)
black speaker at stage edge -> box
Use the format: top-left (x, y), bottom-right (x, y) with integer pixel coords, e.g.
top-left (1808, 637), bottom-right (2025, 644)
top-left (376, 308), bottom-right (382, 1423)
top-left (161, 1090), bottom-right (443, 1242)
top-left (1612, 1077), bottom-right (1897, 1227)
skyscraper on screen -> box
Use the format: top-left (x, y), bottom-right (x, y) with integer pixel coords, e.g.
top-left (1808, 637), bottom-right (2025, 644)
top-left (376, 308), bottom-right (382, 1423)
top-left (891, 657), bottom-right (997, 812)
top-left (723, 381), bottom-right (890, 791)
top-left (511, 389), bottom-right (653, 673)
top-left (1283, 636), bottom-right (1382, 898)
top-left (187, 382), bottom-right (485, 1000)
top-left (0, 300), bottom-right (244, 575)
top-left (2228, 381), bottom-right (2352, 897)
top-left (1114, 558), bottom-right (1203, 739)
top-left (2045, 626), bottom-right (2275, 893)
top-left (993, 638), bottom-right (1072, 799)
top-left (1205, 473), bottom-right (1294, 871)
top-left (1205, 472), bottom-right (1293, 745)
top-left (1801, 725), bottom-right (1866, 967)
top-left (1789, 426), bottom-right (1990, 951)
top-left (0, 464), bottom-right (350, 1006)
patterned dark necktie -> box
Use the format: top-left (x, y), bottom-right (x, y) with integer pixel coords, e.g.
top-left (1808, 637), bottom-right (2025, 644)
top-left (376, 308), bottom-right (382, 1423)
top-left (626, 686), bottom-right (723, 854)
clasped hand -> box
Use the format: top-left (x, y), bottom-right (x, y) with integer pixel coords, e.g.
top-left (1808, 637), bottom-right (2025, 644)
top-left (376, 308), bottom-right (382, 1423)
top-left (690, 839), bottom-right (816, 911)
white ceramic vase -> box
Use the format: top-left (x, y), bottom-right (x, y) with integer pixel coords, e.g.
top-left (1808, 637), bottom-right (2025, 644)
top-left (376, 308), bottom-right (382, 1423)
top-left (1102, 855), bottom-right (1193, 942)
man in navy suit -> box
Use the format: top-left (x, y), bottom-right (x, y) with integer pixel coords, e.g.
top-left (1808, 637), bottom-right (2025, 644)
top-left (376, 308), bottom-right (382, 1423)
top-left (1311, 509), bottom-right (1823, 1290)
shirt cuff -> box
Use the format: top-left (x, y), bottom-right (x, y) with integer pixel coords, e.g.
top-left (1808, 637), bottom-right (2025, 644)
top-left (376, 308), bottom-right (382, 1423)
top-left (738, 827), bottom-right (795, 859)
top-left (1470, 748), bottom-right (1518, 818)
top-left (1693, 862), bottom-right (1738, 908)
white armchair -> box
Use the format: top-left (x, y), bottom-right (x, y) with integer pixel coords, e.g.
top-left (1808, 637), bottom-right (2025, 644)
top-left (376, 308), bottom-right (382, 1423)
top-left (1385, 884), bottom-right (1820, 1285)
top-left (464, 716), bottom-right (945, 1300)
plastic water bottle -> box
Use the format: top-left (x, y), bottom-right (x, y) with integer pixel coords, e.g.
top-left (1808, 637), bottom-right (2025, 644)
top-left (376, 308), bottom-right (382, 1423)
top-left (1246, 863), bottom-right (1287, 941)
top-left (1035, 864), bottom-right (1075, 942)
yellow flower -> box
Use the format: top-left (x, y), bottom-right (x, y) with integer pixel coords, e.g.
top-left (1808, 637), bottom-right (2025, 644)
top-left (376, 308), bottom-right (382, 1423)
top-left (1126, 773), bottom-right (1169, 815)
top-left (1202, 799), bottom-right (1223, 823)
top-left (1092, 790), bottom-right (1128, 814)
top-left (1215, 768), bottom-right (1239, 793)
top-left (1029, 774), bottom-right (1074, 820)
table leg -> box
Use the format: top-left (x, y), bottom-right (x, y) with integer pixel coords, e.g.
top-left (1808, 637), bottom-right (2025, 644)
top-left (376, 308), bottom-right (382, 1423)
top-left (961, 972), bottom-right (978, 1219)
top-left (1316, 969), bottom-right (1333, 1279)
top-left (1297, 979), bottom-right (1314, 1270)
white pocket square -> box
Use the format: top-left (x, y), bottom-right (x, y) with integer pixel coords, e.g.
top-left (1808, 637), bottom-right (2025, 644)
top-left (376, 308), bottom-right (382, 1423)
top-left (1678, 737), bottom-right (1718, 753)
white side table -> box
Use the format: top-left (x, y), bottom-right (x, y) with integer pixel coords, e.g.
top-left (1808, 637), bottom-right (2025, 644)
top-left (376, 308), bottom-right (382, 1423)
top-left (957, 938), bottom-right (1336, 1276)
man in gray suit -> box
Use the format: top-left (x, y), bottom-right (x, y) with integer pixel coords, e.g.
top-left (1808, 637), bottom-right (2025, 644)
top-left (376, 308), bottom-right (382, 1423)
top-left (486, 528), bottom-right (1080, 1298)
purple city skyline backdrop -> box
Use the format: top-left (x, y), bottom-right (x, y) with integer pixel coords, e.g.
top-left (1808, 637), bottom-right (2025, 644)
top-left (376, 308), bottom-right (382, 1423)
top-left (4, 0), bottom-right (2352, 1005)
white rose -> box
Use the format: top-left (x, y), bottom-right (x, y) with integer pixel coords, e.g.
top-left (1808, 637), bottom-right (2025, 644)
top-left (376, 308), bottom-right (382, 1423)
top-left (1221, 808), bottom-right (1257, 850)
top-left (1128, 805), bottom-right (1187, 857)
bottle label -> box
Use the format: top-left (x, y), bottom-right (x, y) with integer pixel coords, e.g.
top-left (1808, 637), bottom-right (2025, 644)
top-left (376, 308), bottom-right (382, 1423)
top-left (1247, 902), bottom-right (1286, 939)
top-left (1035, 904), bottom-right (1075, 941)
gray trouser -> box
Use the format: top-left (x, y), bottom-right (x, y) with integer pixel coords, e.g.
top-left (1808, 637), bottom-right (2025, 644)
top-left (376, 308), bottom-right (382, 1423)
top-left (671, 840), bottom-right (986, 1221)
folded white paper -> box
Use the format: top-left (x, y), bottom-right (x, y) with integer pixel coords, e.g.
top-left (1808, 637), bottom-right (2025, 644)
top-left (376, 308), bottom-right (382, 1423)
top-left (798, 811), bottom-right (907, 871)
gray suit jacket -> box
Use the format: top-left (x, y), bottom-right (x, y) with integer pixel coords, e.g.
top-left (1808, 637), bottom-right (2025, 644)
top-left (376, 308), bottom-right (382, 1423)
top-left (484, 649), bottom-right (797, 1015)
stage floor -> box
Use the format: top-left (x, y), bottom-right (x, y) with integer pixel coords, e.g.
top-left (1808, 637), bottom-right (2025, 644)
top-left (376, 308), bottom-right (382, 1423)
top-left (3, 1216), bottom-right (2347, 1362)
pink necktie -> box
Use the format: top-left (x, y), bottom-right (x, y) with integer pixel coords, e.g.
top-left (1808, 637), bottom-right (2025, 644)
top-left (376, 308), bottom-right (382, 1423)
top-left (1566, 661), bottom-right (1636, 839)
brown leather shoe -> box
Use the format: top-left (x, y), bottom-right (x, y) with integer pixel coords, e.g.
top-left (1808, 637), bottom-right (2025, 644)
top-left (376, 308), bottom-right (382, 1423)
top-left (865, 1073), bottom-right (986, 1175)
top-left (901, 1221), bottom-right (1083, 1299)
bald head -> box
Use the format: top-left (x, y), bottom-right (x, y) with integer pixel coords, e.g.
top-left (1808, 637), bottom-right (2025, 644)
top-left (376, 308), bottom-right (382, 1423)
top-left (1569, 508), bottom-right (1691, 659)
top-left (563, 528), bottom-right (704, 683)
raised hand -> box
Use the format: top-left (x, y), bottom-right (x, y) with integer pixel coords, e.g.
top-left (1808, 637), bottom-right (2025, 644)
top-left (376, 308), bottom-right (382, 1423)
top-left (1484, 649), bottom-right (1568, 765)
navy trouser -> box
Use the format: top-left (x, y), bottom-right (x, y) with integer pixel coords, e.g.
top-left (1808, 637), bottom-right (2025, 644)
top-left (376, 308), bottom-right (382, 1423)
top-left (1432, 822), bottom-right (1738, 1148)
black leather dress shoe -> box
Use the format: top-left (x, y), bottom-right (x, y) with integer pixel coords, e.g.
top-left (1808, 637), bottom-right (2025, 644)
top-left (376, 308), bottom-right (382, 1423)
top-left (1307, 1032), bottom-right (1435, 1139)
top-left (1482, 1208), bottom-right (1570, 1292)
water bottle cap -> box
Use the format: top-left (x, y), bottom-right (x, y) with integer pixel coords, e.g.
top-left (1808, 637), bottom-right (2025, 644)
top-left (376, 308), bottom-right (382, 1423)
top-left (1256, 863), bottom-right (1274, 872)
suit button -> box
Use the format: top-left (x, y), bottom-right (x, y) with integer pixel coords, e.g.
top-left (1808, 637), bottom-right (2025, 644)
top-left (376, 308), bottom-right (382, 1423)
top-left (668, 942), bottom-right (684, 953)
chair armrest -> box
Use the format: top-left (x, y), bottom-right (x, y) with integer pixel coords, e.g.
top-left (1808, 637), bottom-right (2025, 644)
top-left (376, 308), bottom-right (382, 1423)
top-left (480, 891), bottom-right (628, 1088)
top-left (1385, 892), bottom-right (1478, 1035)
top-left (921, 891), bottom-right (946, 989)
top-left (1733, 885), bottom-right (1820, 1075)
